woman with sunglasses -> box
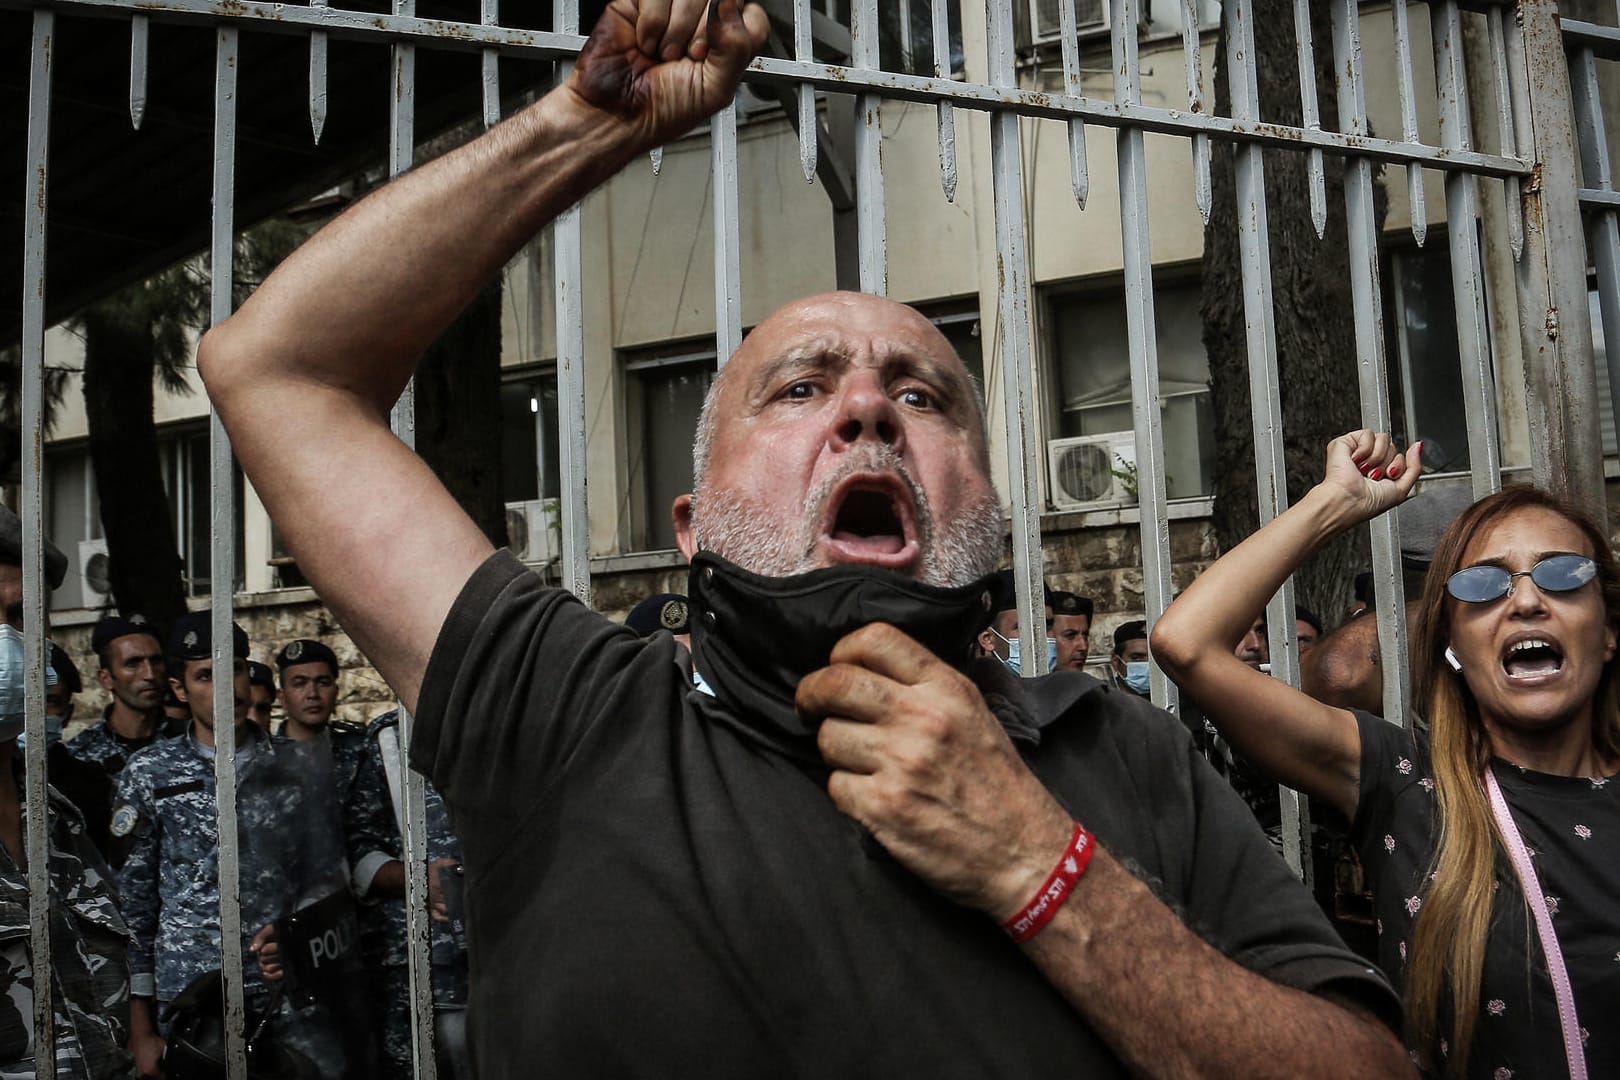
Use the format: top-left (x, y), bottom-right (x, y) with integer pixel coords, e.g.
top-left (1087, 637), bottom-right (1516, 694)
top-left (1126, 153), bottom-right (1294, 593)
top-left (1151, 429), bottom-right (1619, 1079)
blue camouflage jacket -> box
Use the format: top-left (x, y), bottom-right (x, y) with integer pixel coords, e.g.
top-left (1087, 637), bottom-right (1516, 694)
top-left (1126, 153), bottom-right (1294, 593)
top-left (109, 726), bottom-right (346, 1004)
top-left (343, 712), bottom-right (463, 1002)
top-left (0, 779), bottom-right (132, 1080)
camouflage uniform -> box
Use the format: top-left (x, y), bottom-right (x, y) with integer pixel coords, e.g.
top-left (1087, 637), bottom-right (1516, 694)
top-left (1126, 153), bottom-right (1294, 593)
top-left (109, 726), bottom-right (349, 1073)
top-left (61, 712), bottom-right (161, 777)
top-left (342, 712), bottom-right (464, 1078)
top-left (0, 781), bottom-right (132, 1080)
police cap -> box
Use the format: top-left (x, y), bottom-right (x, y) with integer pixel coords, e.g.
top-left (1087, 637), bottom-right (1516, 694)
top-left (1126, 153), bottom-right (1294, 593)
top-left (247, 660), bottom-right (275, 691)
top-left (91, 613), bottom-right (160, 655)
top-left (0, 504), bottom-right (67, 589)
top-left (1049, 590), bottom-right (1094, 619)
top-left (47, 641), bottom-right (81, 696)
top-left (625, 594), bottom-right (690, 637)
top-left (168, 611), bottom-right (249, 662)
top-left (1112, 619), bottom-right (1148, 656)
top-left (990, 569), bottom-right (1060, 617)
top-left (275, 639), bottom-right (337, 675)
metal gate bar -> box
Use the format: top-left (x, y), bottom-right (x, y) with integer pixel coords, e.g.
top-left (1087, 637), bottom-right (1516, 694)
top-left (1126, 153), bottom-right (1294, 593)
top-left (8, 2), bottom-right (1613, 1075)
top-left (21, 12), bottom-right (56, 1077)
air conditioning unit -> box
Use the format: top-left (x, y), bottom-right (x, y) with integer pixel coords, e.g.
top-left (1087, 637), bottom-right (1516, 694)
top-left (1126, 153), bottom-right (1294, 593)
top-left (1029, 0), bottom-right (1108, 44)
top-left (1048, 432), bottom-right (1137, 511)
top-left (505, 499), bottom-right (561, 565)
top-left (78, 539), bottom-right (111, 609)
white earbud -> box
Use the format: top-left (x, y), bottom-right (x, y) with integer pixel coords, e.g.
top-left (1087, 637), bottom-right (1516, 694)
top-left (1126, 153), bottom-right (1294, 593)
top-left (1444, 646), bottom-right (1463, 673)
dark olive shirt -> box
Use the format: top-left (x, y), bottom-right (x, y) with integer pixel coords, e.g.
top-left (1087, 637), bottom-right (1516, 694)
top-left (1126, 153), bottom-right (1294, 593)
top-left (413, 552), bottom-right (1397, 1079)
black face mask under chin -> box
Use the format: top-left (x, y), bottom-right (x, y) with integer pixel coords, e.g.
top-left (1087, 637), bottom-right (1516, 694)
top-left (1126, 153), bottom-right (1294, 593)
top-left (687, 552), bottom-right (998, 759)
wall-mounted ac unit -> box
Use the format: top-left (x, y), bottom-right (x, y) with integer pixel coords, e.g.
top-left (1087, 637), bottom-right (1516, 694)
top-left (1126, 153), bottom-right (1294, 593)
top-left (505, 499), bottom-right (561, 565)
top-left (1029, 0), bottom-right (1108, 44)
top-left (1048, 432), bottom-right (1136, 511)
top-left (78, 539), bottom-right (111, 610)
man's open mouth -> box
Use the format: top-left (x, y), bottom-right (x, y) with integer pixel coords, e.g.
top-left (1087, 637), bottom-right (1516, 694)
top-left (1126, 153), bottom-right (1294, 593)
top-left (1502, 636), bottom-right (1564, 681)
top-left (821, 474), bottom-right (920, 567)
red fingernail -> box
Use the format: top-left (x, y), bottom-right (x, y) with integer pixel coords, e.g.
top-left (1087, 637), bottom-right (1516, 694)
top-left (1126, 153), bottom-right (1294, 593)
top-left (1389, 464), bottom-right (1402, 478)
top-left (1413, 440), bottom-right (1423, 454)
top-left (1369, 468), bottom-right (1384, 481)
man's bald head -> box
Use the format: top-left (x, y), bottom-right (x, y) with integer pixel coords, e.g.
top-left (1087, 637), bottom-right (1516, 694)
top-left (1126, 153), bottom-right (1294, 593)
top-left (693, 293), bottom-right (990, 490)
top-left (676, 292), bottom-right (1002, 587)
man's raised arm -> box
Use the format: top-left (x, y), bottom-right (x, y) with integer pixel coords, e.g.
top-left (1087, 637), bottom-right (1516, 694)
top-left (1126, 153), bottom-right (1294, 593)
top-left (198, 1), bottom-right (768, 711)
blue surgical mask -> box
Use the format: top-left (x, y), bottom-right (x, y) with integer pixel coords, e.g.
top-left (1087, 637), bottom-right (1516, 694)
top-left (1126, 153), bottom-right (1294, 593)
top-left (1123, 660), bottom-right (1152, 695)
top-left (0, 625), bottom-right (55, 743)
top-left (994, 629), bottom-right (1059, 675)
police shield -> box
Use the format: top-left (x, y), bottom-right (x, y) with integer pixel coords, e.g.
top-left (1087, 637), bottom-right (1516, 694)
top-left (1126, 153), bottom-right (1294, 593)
top-left (273, 889), bottom-right (379, 1078)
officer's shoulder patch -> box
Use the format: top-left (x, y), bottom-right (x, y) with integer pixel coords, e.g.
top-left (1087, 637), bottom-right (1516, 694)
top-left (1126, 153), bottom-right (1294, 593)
top-left (110, 804), bottom-right (138, 837)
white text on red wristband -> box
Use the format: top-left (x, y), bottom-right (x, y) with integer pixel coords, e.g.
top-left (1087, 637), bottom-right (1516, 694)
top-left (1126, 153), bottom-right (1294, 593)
top-left (1002, 822), bottom-right (1095, 943)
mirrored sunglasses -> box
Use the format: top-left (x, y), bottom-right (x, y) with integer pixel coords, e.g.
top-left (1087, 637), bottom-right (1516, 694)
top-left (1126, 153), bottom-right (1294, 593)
top-left (1446, 553), bottom-right (1600, 604)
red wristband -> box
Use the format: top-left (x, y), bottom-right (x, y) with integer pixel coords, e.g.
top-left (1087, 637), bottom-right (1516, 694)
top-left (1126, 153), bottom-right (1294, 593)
top-left (1001, 822), bottom-right (1095, 943)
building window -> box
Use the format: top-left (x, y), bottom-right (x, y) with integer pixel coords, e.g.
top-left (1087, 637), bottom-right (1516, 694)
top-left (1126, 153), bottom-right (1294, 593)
top-left (881, 0), bottom-right (965, 77)
top-left (1383, 242), bottom-right (1482, 474)
top-left (43, 447), bottom-right (101, 612)
top-left (163, 430), bottom-right (245, 599)
top-left (499, 371), bottom-right (562, 506)
top-left (43, 428), bottom-right (243, 611)
top-left (1046, 279), bottom-right (1214, 504)
top-left (624, 346), bottom-right (716, 553)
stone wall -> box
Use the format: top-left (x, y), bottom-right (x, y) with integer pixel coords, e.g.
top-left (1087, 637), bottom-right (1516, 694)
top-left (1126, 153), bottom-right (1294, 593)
top-left (47, 512), bottom-right (1218, 732)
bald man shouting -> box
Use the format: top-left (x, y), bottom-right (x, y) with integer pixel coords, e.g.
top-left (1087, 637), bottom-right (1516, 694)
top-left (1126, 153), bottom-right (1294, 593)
top-left (199, 2), bottom-right (1408, 1076)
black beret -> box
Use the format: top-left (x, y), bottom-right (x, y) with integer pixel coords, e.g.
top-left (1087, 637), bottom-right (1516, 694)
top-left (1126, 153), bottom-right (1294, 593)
top-left (625, 594), bottom-right (690, 637)
top-left (247, 661), bottom-right (275, 690)
top-left (47, 641), bottom-right (81, 696)
top-left (1049, 591), bottom-right (1094, 619)
top-left (275, 638), bottom-right (337, 673)
top-left (0, 504), bottom-right (67, 590)
top-left (90, 614), bottom-right (160, 654)
top-left (1112, 619), bottom-right (1148, 655)
top-left (168, 611), bottom-right (249, 662)
top-left (990, 569), bottom-right (1059, 616)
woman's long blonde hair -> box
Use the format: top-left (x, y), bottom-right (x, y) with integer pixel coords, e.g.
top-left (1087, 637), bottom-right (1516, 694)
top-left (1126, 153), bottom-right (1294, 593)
top-left (1405, 486), bottom-right (1620, 1075)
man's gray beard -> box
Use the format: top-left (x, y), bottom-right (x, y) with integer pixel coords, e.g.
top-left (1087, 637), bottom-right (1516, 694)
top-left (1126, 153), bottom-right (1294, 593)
top-left (691, 445), bottom-right (1004, 588)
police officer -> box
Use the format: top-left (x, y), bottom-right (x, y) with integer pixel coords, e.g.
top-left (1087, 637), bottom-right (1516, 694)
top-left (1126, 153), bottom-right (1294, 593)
top-left (0, 618), bottom-right (133, 1078)
top-left (48, 615), bottom-right (169, 858)
top-left (343, 710), bottom-right (468, 1079)
top-left (65, 615), bottom-right (168, 776)
top-left (112, 612), bottom-right (350, 1079)
top-left (1048, 590), bottom-right (1094, 672)
top-left (273, 641), bottom-right (340, 746)
top-left (44, 640), bottom-right (80, 730)
top-left (248, 661), bottom-right (277, 734)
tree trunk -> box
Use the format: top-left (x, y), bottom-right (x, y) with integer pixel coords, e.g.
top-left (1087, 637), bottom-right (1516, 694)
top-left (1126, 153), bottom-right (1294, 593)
top-left (1202, 0), bottom-right (1388, 625)
top-left (416, 279), bottom-right (509, 548)
top-left (79, 308), bottom-right (189, 631)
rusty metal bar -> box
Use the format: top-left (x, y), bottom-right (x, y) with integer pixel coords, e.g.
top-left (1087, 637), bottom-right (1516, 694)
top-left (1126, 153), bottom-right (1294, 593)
top-left (1392, 0), bottom-right (1428, 246)
top-left (986, 0), bottom-right (1046, 675)
top-left (1293, 0), bottom-right (1327, 238)
top-left (1114, 0), bottom-right (1176, 711)
top-left (713, 99), bottom-right (743, 361)
top-left (1332, 0), bottom-right (1410, 728)
top-left (1227, 0), bottom-right (1308, 879)
top-left (851, 0), bottom-right (885, 293)
top-left (794, 0), bottom-right (817, 183)
top-left (21, 12), bottom-right (56, 1077)
top-left (310, 0), bottom-right (328, 142)
top-left (1488, 5), bottom-right (1523, 258)
top-left (207, 24), bottom-right (247, 1080)
top-left (931, 0), bottom-right (959, 200)
top-left (1061, 0), bottom-right (1091, 210)
top-left (481, 0), bottom-right (500, 128)
top-left (1432, 0), bottom-right (1502, 499)
top-left (1513, 0), bottom-right (1607, 518)
top-left (1572, 46), bottom-right (1620, 495)
top-left (130, 12), bottom-right (148, 129)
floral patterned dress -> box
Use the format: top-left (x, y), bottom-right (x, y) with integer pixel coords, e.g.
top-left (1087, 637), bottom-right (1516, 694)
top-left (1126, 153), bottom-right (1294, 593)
top-left (1351, 711), bottom-right (1620, 1078)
